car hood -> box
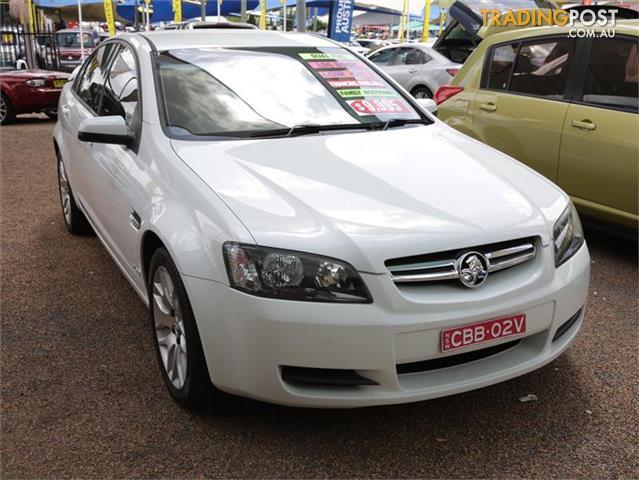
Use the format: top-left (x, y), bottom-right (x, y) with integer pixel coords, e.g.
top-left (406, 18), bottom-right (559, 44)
top-left (171, 124), bottom-right (567, 273)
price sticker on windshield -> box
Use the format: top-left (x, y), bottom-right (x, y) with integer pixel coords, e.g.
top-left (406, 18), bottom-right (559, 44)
top-left (347, 98), bottom-right (411, 116)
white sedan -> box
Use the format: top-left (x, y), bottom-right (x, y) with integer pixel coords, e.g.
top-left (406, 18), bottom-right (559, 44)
top-left (54, 30), bottom-right (590, 409)
top-left (368, 43), bottom-right (462, 99)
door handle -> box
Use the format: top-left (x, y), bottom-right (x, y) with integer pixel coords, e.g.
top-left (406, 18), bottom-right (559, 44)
top-left (409, 69), bottom-right (418, 74)
top-left (570, 119), bottom-right (596, 131)
top-left (479, 102), bottom-right (497, 112)
top-left (60, 105), bottom-right (70, 115)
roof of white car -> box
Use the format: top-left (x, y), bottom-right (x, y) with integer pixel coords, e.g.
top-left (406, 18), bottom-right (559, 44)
top-left (133, 30), bottom-right (338, 51)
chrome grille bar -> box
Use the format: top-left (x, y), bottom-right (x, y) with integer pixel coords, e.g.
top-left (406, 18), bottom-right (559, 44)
top-left (486, 243), bottom-right (536, 272)
top-left (388, 241), bottom-right (536, 284)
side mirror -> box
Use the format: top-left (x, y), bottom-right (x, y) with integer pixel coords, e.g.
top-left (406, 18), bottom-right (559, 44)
top-left (78, 116), bottom-right (133, 146)
top-left (16, 59), bottom-right (27, 70)
top-left (416, 98), bottom-right (438, 115)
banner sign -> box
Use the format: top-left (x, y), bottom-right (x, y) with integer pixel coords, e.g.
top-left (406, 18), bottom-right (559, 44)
top-left (26, 0), bottom-right (35, 32)
top-left (103, 0), bottom-right (116, 36)
top-left (328, 0), bottom-right (355, 43)
top-left (172, 0), bottom-right (182, 22)
top-left (260, 0), bottom-right (266, 30)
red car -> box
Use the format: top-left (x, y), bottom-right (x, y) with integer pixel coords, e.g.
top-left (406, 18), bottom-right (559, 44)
top-left (55, 29), bottom-right (97, 72)
top-left (0, 69), bottom-right (70, 124)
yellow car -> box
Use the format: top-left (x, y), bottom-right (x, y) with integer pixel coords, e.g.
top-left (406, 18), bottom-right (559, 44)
top-left (436, 21), bottom-right (638, 229)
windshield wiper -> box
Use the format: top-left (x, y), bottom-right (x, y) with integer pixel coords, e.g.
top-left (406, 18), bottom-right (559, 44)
top-left (242, 118), bottom-right (429, 139)
top-left (366, 118), bottom-right (429, 131)
top-left (245, 123), bottom-right (372, 138)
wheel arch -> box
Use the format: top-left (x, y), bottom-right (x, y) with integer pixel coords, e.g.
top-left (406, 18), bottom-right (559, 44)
top-left (410, 83), bottom-right (434, 97)
top-left (140, 229), bottom-right (167, 286)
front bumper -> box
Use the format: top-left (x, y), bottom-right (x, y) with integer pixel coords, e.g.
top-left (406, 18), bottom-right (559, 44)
top-left (183, 243), bottom-right (590, 408)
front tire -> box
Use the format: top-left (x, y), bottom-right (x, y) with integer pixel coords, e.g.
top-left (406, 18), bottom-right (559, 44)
top-left (148, 247), bottom-right (217, 409)
top-left (56, 151), bottom-right (92, 235)
top-left (0, 93), bottom-right (15, 125)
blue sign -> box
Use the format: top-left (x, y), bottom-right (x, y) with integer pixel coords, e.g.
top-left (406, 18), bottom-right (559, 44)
top-left (328, 0), bottom-right (355, 43)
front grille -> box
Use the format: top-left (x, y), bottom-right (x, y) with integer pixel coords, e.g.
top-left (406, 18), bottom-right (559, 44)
top-left (396, 339), bottom-right (521, 375)
top-left (386, 238), bottom-right (537, 285)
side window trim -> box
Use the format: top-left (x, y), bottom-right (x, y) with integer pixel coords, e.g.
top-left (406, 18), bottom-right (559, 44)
top-left (481, 35), bottom-right (577, 104)
top-left (505, 42), bottom-right (521, 92)
top-left (97, 44), bottom-right (122, 116)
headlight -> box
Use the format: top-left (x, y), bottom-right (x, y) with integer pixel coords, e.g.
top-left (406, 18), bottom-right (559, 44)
top-left (223, 243), bottom-right (372, 303)
top-left (25, 79), bottom-right (46, 87)
top-left (553, 203), bottom-right (584, 267)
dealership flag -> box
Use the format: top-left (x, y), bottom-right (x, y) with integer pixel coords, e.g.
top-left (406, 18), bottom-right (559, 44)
top-left (173, 0), bottom-right (182, 22)
top-left (328, 0), bottom-right (355, 42)
top-left (103, 0), bottom-right (116, 36)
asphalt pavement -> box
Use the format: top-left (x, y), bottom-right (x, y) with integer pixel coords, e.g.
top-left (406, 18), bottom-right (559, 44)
top-left (1, 116), bottom-right (637, 479)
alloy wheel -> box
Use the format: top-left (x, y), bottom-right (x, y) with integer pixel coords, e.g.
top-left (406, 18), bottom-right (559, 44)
top-left (57, 159), bottom-right (72, 225)
top-left (152, 266), bottom-right (188, 389)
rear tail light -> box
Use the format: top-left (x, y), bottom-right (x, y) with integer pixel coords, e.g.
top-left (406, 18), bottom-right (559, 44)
top-left (434, 85), bottom-right (464, 105)
top-left (446, 68), bottom-right (460, 76)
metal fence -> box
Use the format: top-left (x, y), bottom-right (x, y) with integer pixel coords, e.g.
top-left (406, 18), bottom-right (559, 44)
top-left (1, 24), bottom-right (61, 71)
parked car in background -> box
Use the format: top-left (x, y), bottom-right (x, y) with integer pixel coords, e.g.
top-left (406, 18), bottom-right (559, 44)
top-left (368, 43), bottom-right (461, 98)
top-left (56, 29), bottom-right (98, 71)
top-left (162, 18), bottom-right (257, 30)
top-left (0, 69), bottom-right (69, 124)
top-left (356, 38), bottom-right (388, 53)
top-left (346, 39), bottom-right (369, 55)
top-left (436, 22), bottom-right (638, 229)
top-left (54, 31), bottom-right (589, 410)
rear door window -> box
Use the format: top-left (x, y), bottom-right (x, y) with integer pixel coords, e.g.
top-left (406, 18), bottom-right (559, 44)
top-left (486, 38), bottom-right (574, 100)
top-left (581, 37), bottom-right (638, 113)
top-left (394, 48), bottom-right (430, 66)
top-left (509, 39), bottom-right (573, 99)
top-left (487, 43), bottom-right (517, 90)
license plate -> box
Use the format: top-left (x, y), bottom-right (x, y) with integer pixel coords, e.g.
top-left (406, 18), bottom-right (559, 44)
top-left (441, 314), bottom-right (526, 352)
top-left (53, 79), bottom-right (66, 88)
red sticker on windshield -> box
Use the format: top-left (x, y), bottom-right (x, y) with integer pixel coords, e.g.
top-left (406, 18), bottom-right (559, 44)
top-left (318, 69), bottom-right (353, 79)
top-left (308, 61), bottom-right (364, 69)
top-left (347, 98), bottom-right (411, 116)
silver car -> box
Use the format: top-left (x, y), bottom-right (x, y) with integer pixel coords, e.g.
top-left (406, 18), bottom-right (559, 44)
top-left (367, 43), bottom-right (461, 99)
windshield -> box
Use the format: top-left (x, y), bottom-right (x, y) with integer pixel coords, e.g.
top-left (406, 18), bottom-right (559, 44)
top-left (56, 32), bottom-right (95, 48)
top-left (156, 47), bottom-right (424, 138)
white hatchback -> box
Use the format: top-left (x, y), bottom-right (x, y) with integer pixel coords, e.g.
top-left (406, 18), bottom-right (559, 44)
top-left (54, 30), bottom-right (590, 409)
